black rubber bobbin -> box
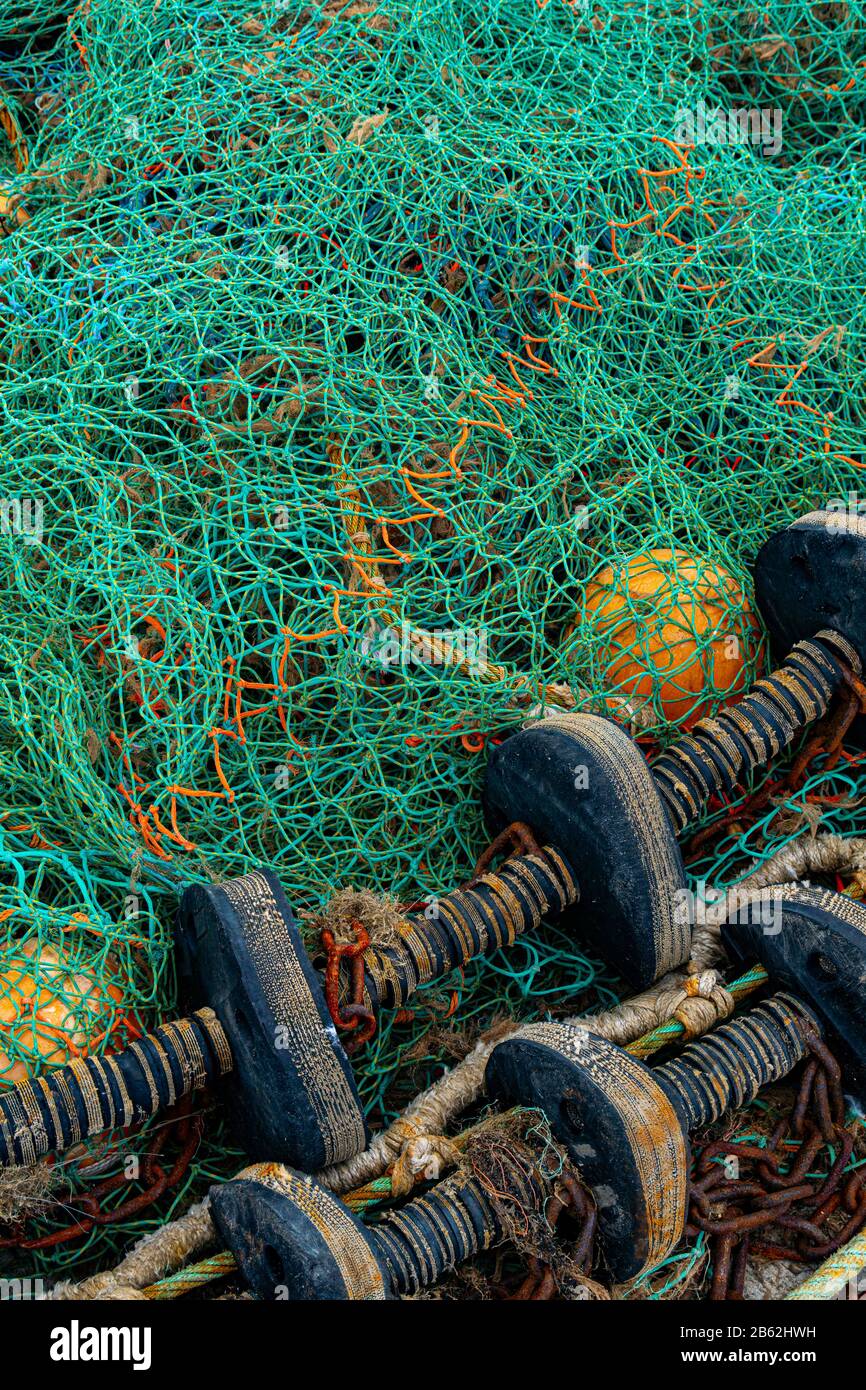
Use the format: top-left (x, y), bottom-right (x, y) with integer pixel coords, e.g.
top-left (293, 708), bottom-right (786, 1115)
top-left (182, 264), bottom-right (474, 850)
top-left (210, 1147), bottom-right (549, 1301)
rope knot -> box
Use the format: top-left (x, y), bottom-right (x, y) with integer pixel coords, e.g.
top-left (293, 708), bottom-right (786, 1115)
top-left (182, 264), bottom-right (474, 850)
top-left (673, 970), bottom-right (735, 1039)
top-left (390, 1134), bottom-right (462, 1197)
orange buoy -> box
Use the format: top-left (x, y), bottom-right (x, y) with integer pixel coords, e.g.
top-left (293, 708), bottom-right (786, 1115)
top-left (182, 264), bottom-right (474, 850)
top-left (0, 940), bottom-right (123, 1086)
top-left (578, 548), bottom-right (759, 729)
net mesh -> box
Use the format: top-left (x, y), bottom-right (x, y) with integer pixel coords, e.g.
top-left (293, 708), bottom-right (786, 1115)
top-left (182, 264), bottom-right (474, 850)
top-left (0, 0), bottom-right (864, 1284)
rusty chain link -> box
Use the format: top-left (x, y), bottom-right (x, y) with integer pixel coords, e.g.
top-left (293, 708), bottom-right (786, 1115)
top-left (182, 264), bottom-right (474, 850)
top-left (505, 1171), bottom-right (598, 1301)
top-left (320, 822), bottom-right (543, 1051)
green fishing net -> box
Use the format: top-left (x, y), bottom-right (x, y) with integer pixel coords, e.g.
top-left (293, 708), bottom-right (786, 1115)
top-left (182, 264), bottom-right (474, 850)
top-left (0, 0), bottom-right (864, 1286)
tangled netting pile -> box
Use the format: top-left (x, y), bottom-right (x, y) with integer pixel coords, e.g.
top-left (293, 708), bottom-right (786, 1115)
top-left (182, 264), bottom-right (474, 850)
top-left (0, 0), bottom-right (864, 1283)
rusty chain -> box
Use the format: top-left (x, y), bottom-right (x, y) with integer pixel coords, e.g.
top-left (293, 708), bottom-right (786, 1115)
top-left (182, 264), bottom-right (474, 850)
top-left (0, 1098), bottom-right (201, 1250)
top-left (687, 1032), bottom-right (866, 1299)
